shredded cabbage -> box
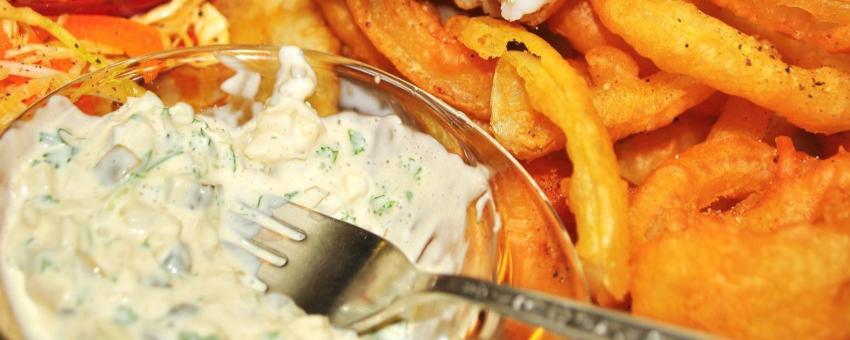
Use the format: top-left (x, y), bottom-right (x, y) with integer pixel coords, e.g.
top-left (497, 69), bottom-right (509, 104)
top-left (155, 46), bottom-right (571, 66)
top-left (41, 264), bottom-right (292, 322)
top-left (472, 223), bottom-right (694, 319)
top-left (134, 0), bottom-right (230, 48)
top-left (0, 0), bottom-right (102, 67)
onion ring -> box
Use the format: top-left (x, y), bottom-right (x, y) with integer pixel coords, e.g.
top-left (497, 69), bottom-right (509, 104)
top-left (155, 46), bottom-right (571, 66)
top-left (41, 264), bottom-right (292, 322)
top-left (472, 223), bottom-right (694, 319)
top-left (448, 16), bottom-right (631, 300)
top-left (707, 97), bottom-right (773, 142)
top-left (708, 0), bottom-right (850, 53)
top-left (632, 221), bottom-right (850, 339)
top-left (591, 0), bottom-right (850, 133)
top-left (315, 0), bottom-right (395, 71)
top-left (585, 45), bottom-right (715, 140)
top-left (490, 57), bottom-right (564, 160)
top-left (629, 136), bottom-right (776, 246)
top-left (345, 0), bottom-right (495, 119)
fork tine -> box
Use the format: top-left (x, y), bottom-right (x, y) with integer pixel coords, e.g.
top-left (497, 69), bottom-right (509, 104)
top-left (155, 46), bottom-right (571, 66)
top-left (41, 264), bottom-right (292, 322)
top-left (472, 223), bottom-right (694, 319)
top-left (240, 238), bottom-right (288, 267)
top-left (234, 203), bottom-right (307, 241)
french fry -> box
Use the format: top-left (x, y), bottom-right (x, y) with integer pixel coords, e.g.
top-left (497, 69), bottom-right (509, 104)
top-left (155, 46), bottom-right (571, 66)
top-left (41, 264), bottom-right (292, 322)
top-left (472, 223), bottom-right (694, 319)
top-left (591, 0), bottom-right (850, 134)
top-left (345, 0), bottom-right (495, 119)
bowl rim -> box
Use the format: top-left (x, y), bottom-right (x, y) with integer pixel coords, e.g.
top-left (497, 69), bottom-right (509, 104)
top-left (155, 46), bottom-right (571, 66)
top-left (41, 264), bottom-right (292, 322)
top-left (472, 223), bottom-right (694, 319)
top-left (2, 44), bottom-right (590, 338)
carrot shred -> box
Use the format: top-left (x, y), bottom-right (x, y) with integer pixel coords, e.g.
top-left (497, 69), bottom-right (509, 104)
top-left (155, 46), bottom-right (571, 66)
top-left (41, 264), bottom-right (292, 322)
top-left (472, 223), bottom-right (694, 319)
top-left (61, 14), bottom-right (163, 56)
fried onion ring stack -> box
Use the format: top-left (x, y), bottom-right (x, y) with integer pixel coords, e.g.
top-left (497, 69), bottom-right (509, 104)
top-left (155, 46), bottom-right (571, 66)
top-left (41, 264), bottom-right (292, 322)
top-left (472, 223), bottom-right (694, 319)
top-left (266, 0), bottom-right (850, 337)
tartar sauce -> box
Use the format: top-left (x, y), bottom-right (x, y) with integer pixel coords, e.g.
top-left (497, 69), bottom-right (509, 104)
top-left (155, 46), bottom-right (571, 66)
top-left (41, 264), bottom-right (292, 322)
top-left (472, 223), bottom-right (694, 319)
top-left (500, 0), bottom-right (554, 21)
top-left (0, 47), bottom-right (490, 339)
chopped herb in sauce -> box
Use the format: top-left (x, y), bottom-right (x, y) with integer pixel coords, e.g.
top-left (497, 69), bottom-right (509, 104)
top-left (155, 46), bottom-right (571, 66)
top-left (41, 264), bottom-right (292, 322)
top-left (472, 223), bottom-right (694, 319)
top-left (316, 145), bottom-right (339, 163)
top-left (370, 195), bottom-right (398, 216)
top-left (113, 305), bottom-right (138, 325)
top-left (348, 129), bottom-right (366, 155)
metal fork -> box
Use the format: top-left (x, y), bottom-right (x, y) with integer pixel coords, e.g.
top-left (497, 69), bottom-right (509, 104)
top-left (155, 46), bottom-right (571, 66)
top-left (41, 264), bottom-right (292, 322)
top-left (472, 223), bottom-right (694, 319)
top-left (231, 201), bottom-right (708, 340)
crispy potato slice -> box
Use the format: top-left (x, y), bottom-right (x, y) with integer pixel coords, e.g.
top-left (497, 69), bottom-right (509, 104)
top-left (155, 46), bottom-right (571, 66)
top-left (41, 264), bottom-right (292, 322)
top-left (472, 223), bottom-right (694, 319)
top-left (615, 113), bottom-right (714, 185)
top-left (630, 136), bottom-right (776, 246)
top-left (709, 0), bottom-right (850, 53)
top-left (213, 0), bottom-right (340, 117)
top-left (632, 222), bottom-right (850, 339)
top-left (586, 46), bottom-right (715, 140)
top-left (448, 16), bottom-right (631, 301)
top-left (591, 0), bottom-right (850, 133)
top-left (345, 0), bottom-right (495, 119)
top-left (490, 57), bottom-right (564, 160)
top-left (707, 97), bottom-right (773, 141)
top-left (315, 0), bottom-right (395, 71)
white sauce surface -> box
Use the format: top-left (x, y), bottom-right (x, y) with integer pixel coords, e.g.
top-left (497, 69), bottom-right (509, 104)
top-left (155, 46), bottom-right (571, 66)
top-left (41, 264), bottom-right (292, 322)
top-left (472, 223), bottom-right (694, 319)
top-left (0, 47), bottom-right (490, 339)
top-left (500, 0), bottom-right (554, 21)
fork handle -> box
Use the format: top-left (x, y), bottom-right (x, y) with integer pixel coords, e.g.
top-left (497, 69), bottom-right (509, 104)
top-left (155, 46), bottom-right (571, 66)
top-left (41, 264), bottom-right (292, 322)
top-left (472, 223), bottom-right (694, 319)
top-left (427, 275), bottom-right (707, 340)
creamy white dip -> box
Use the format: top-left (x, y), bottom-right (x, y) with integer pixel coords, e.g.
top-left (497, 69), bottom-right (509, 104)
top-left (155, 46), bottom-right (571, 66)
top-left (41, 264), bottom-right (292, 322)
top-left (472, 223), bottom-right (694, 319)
top-left (0, 47), bottom-right (490, 339)
top-left (500, 0), bottom-right (554, 21)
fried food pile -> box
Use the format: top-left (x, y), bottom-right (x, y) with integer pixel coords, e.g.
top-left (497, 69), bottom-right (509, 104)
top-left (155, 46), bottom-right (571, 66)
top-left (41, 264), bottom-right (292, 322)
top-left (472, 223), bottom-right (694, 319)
top-left (1, 0), bottom-right (849, 338)
top-left (311, 0), bottom-right (850, 338)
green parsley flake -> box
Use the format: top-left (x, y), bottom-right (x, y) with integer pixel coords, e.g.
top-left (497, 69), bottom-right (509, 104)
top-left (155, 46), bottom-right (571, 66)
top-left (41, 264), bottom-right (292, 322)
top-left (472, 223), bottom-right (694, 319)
top-left (284, 191), bottom-right (299, 200)
top-left (316, 145), bottom-right (339, 163)
top-left (39, 257), bottom-right (53, 273)
top-left (113, 305), bottom-right (138, 325)
top-left (370, 195), bottom-right (398, 216)
top-left (178, 331), bottom-right (220, 340)
top-left (401, 157), bottom-right (423, 181)
top-left (263, 331), bottom-right (282, 340)
top-left (348, 129), bottom-right (366, 155)
top-left (339, 210), bottom-right (357, 223)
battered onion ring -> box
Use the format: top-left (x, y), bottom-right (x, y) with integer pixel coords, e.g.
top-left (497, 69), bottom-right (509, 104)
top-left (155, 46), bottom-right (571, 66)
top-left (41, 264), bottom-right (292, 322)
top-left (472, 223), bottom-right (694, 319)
top-left (774, 0), bottom-right (850, 25)
top-left (729, 146), bottom-right (850, 232)
top-left (490, 57), bottom-right (564, 160)
top-left (591, 0), bottom-right (850, 133)
top-left (315, 0), bottom-right (395, 71)
top-left (546, 0), bottom-right (654, 71)
top-left (632, 221), bottom-right (850, 339)
top-left (615, 113), bottom-right (714, 185)
top-left (586, 46), bottom-right (715, 140)
top-left (629, 136), bottom-right (776, 246)
top-left (707, 97), bottom-right (773, 141)
top-left (547, 2), bottom-right (715, 140)
top-left (708, 0), bottom-right (850, 53)
top-left (701, 2), bottom-right (850, 74)
top-left (345, 0), bottom-right (495, 119)
top-left (448, 16), bottom-right (631, 301)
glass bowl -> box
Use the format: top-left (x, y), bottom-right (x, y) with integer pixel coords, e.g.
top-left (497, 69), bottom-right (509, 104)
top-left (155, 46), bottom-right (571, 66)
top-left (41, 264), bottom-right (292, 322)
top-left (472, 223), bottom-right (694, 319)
top-left (0, 45), bottom-right (588, 339)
